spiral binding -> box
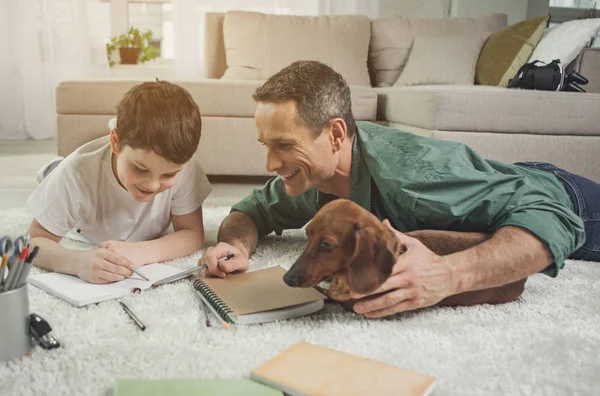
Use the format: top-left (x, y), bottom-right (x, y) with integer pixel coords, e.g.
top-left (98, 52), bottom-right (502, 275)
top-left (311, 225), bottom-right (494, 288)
top-left (192, 279), bottom-right (234, 320)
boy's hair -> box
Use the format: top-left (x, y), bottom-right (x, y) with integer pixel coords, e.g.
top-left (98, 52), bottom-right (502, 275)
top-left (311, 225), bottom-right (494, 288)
top-left (252, 61), bottom-right (356, 138)
top-left (115, 80), bottom-right (201, 164)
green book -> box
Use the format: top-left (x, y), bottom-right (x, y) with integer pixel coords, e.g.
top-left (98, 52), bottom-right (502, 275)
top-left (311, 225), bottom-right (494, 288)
top-left (113, 379), bottom-right (283, 396)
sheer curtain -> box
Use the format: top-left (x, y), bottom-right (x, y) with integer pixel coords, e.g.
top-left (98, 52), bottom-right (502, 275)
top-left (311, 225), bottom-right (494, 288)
top-left (0, 0), bottom-right (109, 140)
top-left (171, 0), bottom-right (378, 80)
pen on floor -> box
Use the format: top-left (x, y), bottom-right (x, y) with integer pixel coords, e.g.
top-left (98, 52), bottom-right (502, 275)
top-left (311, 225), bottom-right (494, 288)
top-left (76, 229), bottom-right (149, 282)
top-left (152, 253), bottom-right (235, 287)
top-left (196, 291), bottom-right (230, 329)
top-left (119, 301), bottom-right (146, 331)
top-left (199, 298), bottom-right (211, 327)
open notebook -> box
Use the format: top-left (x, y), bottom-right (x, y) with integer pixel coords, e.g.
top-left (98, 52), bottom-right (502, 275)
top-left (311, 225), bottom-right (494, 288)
top-left (251, 341), bottom-right (437, 396)
top-left (28, 264), bottom-right (182, 307)
top-left (193, 266), bottom-right (326, 325)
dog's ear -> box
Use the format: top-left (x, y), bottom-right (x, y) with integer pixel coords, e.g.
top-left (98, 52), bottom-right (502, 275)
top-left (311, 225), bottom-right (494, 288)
top-left (347, 226), bottom-right (397, 294)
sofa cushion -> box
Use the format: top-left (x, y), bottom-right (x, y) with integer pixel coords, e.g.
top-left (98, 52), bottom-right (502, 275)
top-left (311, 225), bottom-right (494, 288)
top-left (476, 16), bottom-right (548, 87)
top-left (369, 13), bottom-right (507, 87)
top-left (375, 85), bottom-right (600, 135)
top-left (395, 32), bottom-right (490, 86)
top-left (221, 11), bottom-right (371, 86)
top-left (55, 79), bottom-right (378, 121)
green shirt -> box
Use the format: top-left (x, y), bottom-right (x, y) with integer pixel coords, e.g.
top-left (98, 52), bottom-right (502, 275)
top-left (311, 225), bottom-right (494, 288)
top-left (232, 122), bottom-right (585, 276)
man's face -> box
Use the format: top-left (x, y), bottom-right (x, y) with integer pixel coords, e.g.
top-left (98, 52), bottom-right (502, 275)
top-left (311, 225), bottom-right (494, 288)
top-left (255, 100), bottom-right (338, 196)
top-left (110, 132), bottom-right (185, 202)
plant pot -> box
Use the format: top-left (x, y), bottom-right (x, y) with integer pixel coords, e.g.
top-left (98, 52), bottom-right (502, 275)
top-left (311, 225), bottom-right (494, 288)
top-left (119, 47), bottom-right (141, 65)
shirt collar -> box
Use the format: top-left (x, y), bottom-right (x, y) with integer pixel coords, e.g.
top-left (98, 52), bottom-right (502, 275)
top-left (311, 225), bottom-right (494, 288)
top-left (315, 127), bottom-right (372, 211)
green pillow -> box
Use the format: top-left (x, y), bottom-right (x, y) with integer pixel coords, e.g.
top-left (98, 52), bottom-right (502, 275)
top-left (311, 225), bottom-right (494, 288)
top-left (476, 16), bottom-right (549, 87)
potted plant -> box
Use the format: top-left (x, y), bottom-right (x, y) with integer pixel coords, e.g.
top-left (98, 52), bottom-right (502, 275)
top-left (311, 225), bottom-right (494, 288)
top-left (106, 26), bottom-right (160, 66)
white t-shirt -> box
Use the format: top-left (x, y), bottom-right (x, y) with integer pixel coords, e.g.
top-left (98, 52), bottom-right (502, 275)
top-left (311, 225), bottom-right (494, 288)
top-left (28, 136), bottom-right (212, 242)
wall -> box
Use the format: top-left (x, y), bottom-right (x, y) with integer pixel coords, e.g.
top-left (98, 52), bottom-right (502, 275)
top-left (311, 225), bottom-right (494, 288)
top-left (378, 0), bottom-right (451, 18)
top-left (527, 0), bottom-right (550, 18)
top-left (451, 0), bottom-right (528, 24)
top-left (379, 0), bottom-right (550, 22)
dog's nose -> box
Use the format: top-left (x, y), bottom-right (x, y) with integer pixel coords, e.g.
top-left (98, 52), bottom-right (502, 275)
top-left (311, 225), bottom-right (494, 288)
top-left (283, 270), bottom-right (299, 287)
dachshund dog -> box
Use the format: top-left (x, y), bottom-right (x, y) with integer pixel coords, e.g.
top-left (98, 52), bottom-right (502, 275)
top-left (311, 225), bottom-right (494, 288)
top-left (283, 199), bottom-right (526, 310)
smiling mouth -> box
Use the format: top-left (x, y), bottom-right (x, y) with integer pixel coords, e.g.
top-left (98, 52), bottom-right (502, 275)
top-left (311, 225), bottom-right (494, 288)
top-left (280, 169), bottom-right (300, 181)
top-left (136, 186), bottom-right (155, 195)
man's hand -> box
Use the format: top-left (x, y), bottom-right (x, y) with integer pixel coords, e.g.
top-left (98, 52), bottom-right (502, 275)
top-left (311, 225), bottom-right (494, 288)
top-left (102, 240), bottom-right (143, 269)
top-left (198, 242), bottom-right (250, 278)
top-left (77, 248), bottom-right (134, 284)
top-left (351, 220), bottom-right (458, 318)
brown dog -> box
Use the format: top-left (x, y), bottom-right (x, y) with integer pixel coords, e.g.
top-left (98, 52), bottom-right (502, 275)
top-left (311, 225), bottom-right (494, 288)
top-left (283, 199), bottom-right (526, 310)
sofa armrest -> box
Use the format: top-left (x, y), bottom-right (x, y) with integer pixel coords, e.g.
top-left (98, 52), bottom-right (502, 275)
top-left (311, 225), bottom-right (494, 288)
top-left (569, 47), bottom-right (600, 94)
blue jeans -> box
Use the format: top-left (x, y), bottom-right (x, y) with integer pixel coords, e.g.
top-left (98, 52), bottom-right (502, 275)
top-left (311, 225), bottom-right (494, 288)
top-left (516, 162), bottom-right (600, 262)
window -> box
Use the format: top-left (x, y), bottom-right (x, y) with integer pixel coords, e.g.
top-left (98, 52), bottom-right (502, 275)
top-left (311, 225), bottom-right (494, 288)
top-left (550, 0), bottom-right (598, 25)
top-left (102, 0), bottom-right (173, 63)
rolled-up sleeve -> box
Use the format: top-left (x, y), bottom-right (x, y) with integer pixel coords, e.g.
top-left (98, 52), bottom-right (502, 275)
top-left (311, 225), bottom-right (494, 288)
top-left (411, 161), bottom-right (585, 277)
top-left (230, 177), bottom-right (318, 237)
top-left (490, 195), bottom-right (585, 277)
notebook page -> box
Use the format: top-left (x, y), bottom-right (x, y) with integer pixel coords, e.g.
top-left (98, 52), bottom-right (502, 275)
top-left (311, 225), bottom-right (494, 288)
top-left (201, 266), bottom-right (325, 316)
top-left (28, 263), bottom-right (181, 307)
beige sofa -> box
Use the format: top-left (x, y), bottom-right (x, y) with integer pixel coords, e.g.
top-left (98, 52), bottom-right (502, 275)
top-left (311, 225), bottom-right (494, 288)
top-left (56, 11), bottom-right (600, 181)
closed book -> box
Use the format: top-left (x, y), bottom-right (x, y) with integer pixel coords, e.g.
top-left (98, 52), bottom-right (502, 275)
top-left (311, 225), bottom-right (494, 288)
top-left (251, 341), bottom-right (436, 396)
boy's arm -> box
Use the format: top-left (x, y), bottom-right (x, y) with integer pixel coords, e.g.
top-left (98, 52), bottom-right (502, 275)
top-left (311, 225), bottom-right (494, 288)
top-left (28, 219), bottom-right (81, 275)
top-left (107, 206), bottom-right (205, 266)
top-left (28, 219), bottom-right (133, 283)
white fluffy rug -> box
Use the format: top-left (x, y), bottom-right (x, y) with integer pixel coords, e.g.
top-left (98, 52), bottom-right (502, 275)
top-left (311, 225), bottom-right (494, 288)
top-left (0, 206), bottom-right (599, 396)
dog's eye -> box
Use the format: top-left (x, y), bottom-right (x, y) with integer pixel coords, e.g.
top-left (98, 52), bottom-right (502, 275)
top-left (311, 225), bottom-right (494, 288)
top-left (319, 241), bottom-right (333, 252)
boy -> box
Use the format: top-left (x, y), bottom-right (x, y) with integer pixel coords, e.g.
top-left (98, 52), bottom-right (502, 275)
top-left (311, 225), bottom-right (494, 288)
top-left (28, 80), bottom-right (212, 284)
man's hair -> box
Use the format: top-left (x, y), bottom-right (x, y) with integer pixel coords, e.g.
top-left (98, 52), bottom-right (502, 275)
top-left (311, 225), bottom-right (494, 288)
top-left (252, 61), bottom-right (356, 137)
top-left (116, 80), bottom-right (201, 164)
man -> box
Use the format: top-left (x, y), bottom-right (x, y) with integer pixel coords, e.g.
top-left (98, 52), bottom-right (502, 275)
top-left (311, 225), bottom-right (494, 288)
top-left (199, 60), bottom-right (599, 318)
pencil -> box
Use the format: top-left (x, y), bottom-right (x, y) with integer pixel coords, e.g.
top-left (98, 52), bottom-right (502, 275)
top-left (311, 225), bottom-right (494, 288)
top-left (196, 290), bottom-right (230, 329)
top-left (199, 298), bottom-right (211, 327)
top-left (76, 229), bottom-right (149, 281)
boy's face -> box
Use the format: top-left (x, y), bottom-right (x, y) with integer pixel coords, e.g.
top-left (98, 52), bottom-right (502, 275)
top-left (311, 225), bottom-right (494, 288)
top-left (109, 130), bottom-right (185, 202)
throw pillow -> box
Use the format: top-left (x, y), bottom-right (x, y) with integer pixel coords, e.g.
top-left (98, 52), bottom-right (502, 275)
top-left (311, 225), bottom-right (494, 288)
top-left (476, 16), bottom-right (549, 87)
top-left (395, 32), bottom-right (491, 86)
top-left (222, 11), bottom-right (372, 86)
top-left (528, 18), bottom-right (600, 65)
top-left (369, 13), bottom-right (507, 87)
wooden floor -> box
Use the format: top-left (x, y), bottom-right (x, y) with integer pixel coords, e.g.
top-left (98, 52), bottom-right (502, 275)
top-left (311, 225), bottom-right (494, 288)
top-left (0, 139), bottom-right (263, 210)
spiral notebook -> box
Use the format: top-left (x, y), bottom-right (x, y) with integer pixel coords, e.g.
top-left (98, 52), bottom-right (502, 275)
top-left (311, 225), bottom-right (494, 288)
top-left (192, 266), bottom-right (325, 325)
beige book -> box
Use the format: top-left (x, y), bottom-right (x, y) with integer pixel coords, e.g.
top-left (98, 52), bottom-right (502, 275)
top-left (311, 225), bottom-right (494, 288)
top-left (251, 342), bottom-right (436, 396)
top-left (194, 266), bottom-right (326, 325)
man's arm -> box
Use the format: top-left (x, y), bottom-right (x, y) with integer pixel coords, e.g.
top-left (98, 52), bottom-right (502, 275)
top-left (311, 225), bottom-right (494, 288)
top-left (103, 207), bottom-right (205, 267)
top-left (217, 211), bottom-right (259, 259)
top-left (448, 226), bottom-right (553, 293)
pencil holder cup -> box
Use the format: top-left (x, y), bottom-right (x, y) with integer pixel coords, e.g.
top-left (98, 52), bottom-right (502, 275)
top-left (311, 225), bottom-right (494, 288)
top-left (0, 284), bottom-right (32, 362)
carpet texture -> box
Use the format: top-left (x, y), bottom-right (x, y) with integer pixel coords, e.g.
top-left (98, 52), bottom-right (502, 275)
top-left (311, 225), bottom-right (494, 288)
top-left (0, 206), bottom-right (599, 396)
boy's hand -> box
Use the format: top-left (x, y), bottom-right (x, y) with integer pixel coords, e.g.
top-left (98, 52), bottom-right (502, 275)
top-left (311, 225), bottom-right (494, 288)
top-left (77, 248), bottom-right (134, 284)
top-left (102, 240), bottom-right (142, 269)
top-left (198, 242), bottom-right (249, 278)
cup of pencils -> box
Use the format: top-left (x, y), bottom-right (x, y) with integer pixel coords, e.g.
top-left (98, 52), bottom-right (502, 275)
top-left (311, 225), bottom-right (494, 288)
top-left (0, 235), bottom-right (39, 362)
